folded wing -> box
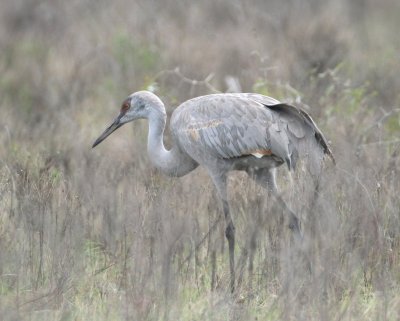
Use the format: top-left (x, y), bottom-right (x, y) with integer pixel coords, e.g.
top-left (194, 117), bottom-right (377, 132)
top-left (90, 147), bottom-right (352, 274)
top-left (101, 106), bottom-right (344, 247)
top-left (174, 93), bottom-right (334, 174)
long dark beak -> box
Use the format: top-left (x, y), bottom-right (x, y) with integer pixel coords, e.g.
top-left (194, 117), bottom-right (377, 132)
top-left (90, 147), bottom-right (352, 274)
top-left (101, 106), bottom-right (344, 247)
top-left (92, 115), bottom-right (123, 148)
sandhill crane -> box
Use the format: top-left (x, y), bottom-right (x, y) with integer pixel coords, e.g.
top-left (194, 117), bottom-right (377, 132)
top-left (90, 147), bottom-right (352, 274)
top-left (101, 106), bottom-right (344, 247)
top-left (92, 91), bottom-right (334, 292)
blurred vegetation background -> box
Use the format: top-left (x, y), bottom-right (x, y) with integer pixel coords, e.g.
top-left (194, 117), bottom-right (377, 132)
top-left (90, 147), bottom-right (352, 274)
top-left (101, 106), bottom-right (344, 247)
top-left (1, 0), bottom-right (400, 320)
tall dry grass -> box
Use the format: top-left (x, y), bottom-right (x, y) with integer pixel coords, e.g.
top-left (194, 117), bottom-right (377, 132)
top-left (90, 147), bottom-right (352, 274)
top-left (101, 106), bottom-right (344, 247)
top-left (1, 0), bottom-right (400, 320)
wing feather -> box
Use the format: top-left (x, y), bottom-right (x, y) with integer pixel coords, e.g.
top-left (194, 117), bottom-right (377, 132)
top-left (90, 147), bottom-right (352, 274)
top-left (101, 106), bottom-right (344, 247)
top-left (172, 93), bottom-right (334, 173)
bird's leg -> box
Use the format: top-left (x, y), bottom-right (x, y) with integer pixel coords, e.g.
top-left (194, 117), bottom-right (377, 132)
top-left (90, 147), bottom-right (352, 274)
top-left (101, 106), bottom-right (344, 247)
top-left (209, 172), bottom-right (235, 293)
top-left (248, 168), bottom-right (301, 238)
top-left (248, 168), bottom-right (312, 272)
top-left (223, 199), bottom-right (236, 293)
top-left (272, 193), bottom-right (302, 242)
top-left (308, 177), bottom-right (321, 239)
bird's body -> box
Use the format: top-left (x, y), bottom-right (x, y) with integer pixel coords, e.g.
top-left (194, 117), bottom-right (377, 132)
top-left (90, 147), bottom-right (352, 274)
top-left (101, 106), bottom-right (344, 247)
top-left (93, 91), bottom-right (334, 292)
top-left (170, 93), bottom-right (332, 176)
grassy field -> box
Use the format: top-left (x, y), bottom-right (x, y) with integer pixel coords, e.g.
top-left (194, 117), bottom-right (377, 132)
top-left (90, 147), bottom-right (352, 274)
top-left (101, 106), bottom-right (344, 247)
top-left (1, 0), bottom-right (400, 320)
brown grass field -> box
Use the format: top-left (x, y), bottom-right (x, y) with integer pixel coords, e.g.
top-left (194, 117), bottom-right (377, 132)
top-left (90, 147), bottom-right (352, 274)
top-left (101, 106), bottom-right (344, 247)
top-left (1, 0), bottom-right (400, 320)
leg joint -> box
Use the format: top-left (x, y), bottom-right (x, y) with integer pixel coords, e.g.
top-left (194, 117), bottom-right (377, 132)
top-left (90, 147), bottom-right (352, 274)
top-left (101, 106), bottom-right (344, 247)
top-left (288, 213), bottom-right (300, 232)
top-left (225, 222), bottom-right (235, 240)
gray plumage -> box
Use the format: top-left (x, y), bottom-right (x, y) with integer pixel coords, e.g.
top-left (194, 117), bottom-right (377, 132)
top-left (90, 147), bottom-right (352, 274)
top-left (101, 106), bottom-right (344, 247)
top-left (92, 91), bottom-right (334, 292)
top-left (172, 93), bottom-right (333, 174)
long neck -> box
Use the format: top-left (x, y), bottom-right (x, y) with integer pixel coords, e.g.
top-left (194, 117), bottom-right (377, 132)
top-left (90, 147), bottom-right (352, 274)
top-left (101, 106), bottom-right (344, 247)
top-left (147, 111), bottom-right (197, 177)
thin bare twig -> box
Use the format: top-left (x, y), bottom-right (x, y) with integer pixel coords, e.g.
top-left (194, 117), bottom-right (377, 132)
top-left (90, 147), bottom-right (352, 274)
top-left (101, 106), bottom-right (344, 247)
top-left (152, 67), bottom-right (220, 94)
top-left (179, 216), bottom-right (222, 270)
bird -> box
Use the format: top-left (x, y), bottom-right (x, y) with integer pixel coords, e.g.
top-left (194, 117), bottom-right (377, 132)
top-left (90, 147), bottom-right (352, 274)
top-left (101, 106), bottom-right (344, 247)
top-left (92, 91), bottom-right (334, 292)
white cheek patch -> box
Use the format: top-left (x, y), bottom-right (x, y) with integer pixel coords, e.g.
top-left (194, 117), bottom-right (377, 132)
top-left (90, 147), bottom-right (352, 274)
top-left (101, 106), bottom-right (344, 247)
top-left (120, 114), bottom-right (130, 123)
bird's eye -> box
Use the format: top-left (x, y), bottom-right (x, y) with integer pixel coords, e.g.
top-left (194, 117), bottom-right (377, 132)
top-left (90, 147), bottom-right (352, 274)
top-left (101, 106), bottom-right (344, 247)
top-left (121, 102), bottom-right (130, 113)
